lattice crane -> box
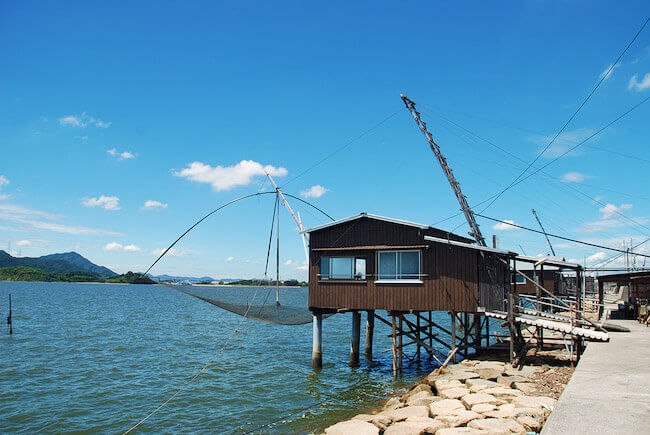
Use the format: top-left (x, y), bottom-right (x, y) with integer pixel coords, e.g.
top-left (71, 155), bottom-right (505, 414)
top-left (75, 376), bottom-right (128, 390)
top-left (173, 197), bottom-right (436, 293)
top-left (531, 209), bottom-right (556, 256)
top-left (401, 94), bottom-right (486, 246)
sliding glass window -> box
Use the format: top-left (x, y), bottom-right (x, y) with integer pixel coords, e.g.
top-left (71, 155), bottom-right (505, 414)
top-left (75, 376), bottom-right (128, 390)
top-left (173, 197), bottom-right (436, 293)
top-left (377, 250), bottom-right (421, 281)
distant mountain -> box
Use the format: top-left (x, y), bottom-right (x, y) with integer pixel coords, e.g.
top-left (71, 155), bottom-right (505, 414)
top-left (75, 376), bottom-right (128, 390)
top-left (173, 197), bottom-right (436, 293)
top-left (0, 250), bottom-right (117, 278)
top-left (150, 274), bottom-right (218, 283)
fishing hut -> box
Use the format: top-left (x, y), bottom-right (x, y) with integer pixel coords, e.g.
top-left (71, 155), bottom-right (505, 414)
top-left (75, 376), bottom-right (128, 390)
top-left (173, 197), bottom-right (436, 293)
top-left (304, 213), bottom-right (512, 373)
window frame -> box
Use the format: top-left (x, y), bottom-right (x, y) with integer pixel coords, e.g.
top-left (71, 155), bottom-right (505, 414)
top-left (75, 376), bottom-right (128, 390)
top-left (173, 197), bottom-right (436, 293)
top-left (319, 255), bottom-right (367, 281)
top-left (375, 249), bottom-right (423, 284)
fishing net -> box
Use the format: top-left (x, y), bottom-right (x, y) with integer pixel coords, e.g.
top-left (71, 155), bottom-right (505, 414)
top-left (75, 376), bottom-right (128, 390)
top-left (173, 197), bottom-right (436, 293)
top-left (162, 283), bottom-right (317, 325)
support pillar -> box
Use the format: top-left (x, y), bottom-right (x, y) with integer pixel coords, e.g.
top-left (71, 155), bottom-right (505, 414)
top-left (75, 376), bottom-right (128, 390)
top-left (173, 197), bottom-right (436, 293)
top-left (391, 313), bottom-right (397, 376)
top-left (312, 312), bottom-right (323, 370)
top-left (416, 313), bottom-right (421, 362)
top-left (598, 279), bottom-right (604, 320)
top-left (365, 310), bottom-right (374, 360)
top-left (450, 311), bottom-right (456, 362)
top-left (350, 311), bottom-right (360, 367)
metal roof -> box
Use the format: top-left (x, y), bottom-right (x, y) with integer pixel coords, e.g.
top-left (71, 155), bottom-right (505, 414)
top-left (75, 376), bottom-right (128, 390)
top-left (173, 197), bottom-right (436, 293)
top-left (424, 235), bottom-right (515, 256)
top-left (515, 255), bottom-right (582, 270)
top-left (303, 213), bottom-right (436, 234)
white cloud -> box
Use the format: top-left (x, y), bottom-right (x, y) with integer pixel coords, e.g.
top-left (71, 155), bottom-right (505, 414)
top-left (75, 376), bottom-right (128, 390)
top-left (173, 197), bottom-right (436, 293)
top-left (58, 112), bottom-right (111, 128)
top-left (225, 256), bottom-right (235, 262)
top-left (150, 247), bottom-right (186, 257)
top-left (561, 172), bottom-right (590, 183)
top-left (0, 175), bottom-right (8, 188)
top-left (107, 148), bottom-right (135, 160)
top-left (0, 194), bottom-right (11, 201)
top-left (300, 185), bottom-right (328, 198)
top-left (628, 73), bottom-right (650, 92)
top-left (599, 203), bottom-right (632, 219)
top-left (587, 252), bottom-right (607, 263)
top-left (15, 240), bottom-right (32, 247)
top-left (173, 160), bottom-right (288, 191)
top-left (81, 195), bottom-right (121, 211)
top-left (103, 242), bottom-right (142, 252)
top-left (26, 220), bottom-right (122, 235)
top-left (492, 219), bottom-right (519, 231)
top-left (141, 200), bottom-right (168, 210)
top-left (599, 63), bottom-right (620, 81)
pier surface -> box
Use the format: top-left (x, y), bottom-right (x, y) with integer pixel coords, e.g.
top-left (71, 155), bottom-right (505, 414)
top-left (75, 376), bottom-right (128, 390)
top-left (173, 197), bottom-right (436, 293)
top-left (542, 319), bottom-right (650, 434)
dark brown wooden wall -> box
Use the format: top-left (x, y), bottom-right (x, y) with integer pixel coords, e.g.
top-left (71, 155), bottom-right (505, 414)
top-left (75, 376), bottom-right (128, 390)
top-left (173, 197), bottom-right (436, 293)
top-left (307, 217), bottom-right (503, 312)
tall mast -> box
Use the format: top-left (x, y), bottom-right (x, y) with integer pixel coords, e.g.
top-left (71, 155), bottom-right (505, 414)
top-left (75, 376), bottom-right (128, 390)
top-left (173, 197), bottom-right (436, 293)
top-left (401, 95), bottom-right (486, 246)
top-left (266, 173), bottom-right (309, 264)
top-left (531, 209), bottom-right (556, 256)
top-left (276, 193), bottom-right (281, 305)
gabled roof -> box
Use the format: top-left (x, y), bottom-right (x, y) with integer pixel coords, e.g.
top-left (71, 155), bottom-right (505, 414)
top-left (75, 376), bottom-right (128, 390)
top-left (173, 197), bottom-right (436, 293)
top-left (303, 212), bottom-right (457, 235)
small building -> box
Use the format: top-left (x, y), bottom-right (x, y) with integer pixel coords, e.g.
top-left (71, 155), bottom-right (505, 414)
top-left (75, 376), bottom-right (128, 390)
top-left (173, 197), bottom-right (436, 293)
top-left (597, 271), bottom-right (650, 303)
top-left (303, 213), bottom-right (513, 371)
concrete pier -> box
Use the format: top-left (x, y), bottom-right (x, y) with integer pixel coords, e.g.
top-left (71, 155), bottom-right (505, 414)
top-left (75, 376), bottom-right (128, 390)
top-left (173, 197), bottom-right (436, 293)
top-left (542, 320), bottom-right (650, 434)
top-left (365, 310), bottom-right (374, 360)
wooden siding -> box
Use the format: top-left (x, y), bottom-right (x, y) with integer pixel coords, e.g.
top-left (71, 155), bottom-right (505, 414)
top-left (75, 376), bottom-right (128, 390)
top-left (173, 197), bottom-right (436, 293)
top-left (307, 216), bottom-right (507, 312)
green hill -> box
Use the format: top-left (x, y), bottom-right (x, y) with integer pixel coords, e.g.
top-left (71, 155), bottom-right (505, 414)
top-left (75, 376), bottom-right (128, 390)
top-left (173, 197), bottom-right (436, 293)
top-left (0, 250), bottom-right (116, 277)
top-left (0, 266), bottom-right (154, 284)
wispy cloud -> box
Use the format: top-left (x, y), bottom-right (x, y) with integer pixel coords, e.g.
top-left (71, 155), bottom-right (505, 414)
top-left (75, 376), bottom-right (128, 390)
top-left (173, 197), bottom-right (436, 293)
top-left (58, 112), bottom-right (111, 128)
top-left (628, 73), bottom-right (650, 92)
top-left (0, 175), bottom-right (8, 188)
top-left (492, 219), bottom-right (519, 231)
top-left (141, 200), bottom-right (167, 210)
top-left (81, 195), bottom-right (121, 211)
top-left (103, 242), bottom-right (142, 252)
top-left (0, 203), bottom-right (122, 235)
top-left (225, 256), bottom-right (235, 262)
top-left (173, 160), bottom-right (288, 191)
top-left (300, 185), bottom-right (328, 198)
top-left (561, 172), bottom-right (591, 183)
top-left (107, 148), bottom-right (135, 160)
top-left (0, 194), bottom-right (11, 201)
top-left (599, 63), bottom-right (620, 81)
top-left (150, 247), bottom-right (186, 257)
top-left (529, 128), bottom-right (596, 158)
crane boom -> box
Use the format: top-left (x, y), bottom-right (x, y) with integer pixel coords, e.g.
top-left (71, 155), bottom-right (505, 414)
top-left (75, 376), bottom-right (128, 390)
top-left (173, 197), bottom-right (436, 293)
top-left (401, 94), bottom-right (486, 246)
top-left (531, 209), bottom-right (556, 256)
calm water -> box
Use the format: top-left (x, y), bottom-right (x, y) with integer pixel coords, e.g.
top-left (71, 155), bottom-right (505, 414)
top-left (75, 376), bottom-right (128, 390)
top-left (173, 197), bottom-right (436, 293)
top-left (1, 282), bottom-right (463, 433)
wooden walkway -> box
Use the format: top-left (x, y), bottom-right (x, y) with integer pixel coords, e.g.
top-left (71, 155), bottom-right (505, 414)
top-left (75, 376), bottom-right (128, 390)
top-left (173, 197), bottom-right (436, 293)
top-left (542, 319), bottom-right (650, 434)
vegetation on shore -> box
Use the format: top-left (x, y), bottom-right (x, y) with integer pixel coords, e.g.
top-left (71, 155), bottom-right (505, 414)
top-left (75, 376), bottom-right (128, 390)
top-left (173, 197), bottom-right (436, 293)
top-left (0, 266), bottom-right (155, 284)
top-left (222, 279), bottom-right (307, 287)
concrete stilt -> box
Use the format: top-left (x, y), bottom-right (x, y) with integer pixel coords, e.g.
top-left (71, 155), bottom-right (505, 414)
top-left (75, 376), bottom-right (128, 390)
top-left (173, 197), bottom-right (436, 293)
top-left (365, 310), bottom-right (374, 360)
top-left (451, 311), bottom-right (457, 362)
top-left (350, 311), bottom-right (361, 367)
top-left (312, 312), bottom-right (322, 369)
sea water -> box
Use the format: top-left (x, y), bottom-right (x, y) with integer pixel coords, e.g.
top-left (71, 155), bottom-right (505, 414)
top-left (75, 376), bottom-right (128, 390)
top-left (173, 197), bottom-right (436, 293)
top-left (1, 282), bottom-right (465, 433)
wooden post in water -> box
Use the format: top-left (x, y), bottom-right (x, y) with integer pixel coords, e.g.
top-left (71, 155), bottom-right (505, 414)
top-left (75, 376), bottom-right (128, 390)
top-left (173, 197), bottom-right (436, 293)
top-left (365, 310), bottom-right (374, 361)
top-left (391, 313), bottom-right (397, 376)
top-left (312, 312), bottom-right (322, 369)
top-left (450, 311), bottom-right (456, 363)
top-left (7, 294), bottom-right (12, 335)
top-left (398, 314), bottom-right (403, 372)
top-left (350, 311), bottom-right (360, 367)
top-left (416, 313), bottom-right (421, 363)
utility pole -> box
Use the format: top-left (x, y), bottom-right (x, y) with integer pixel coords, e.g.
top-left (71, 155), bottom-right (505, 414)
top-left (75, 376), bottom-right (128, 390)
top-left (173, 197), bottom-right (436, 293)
top-left (401, 95), bottom-right (486, 246)
top-left (531, 209), bottom-right (556, 256)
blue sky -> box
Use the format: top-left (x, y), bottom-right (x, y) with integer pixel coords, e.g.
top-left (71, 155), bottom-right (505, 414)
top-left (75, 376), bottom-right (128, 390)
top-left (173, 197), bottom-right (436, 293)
top-left (1, 2), bottom-right (649, 279)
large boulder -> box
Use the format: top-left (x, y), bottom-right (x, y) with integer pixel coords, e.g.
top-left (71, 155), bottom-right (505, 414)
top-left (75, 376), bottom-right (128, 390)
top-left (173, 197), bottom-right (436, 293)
top-left (433, 410), bottom-right (483, 428)
top-left (353, 414), bottom-right (394, 431)
top-left (406, 391), bottom-right (441, 407)
top-left (383, 397), bottom-right (404, 410)
top-left (474, 362), bottom-right (505, 380)
top-left (512, 382), bottom-right (538, 395)
top-left (465, 378), bottom-right (500, 393)
top-left (430, 399), bottom-right (466, 416)
top-left (437, 428), bottom-right (486, 434)
top-left (324, 420), bottom-right (380, 435)
top-left (461, 393), bottom-right (500, 409)
top-left (440, 387), bottom-right (471, 400)
top-left (480, 387), bottom-right (524, 401)
top-left (471, 403), bottom-right (498, 414)
top-left (513, 395), bottom-right (556, 411)
top-left (468, 417), bottom-right (526, 434)
top-left (516, 415), bottom-right (542, 432)
top-left (496, 375), bottom-right (527, 388)
top-left (383, 417), bottom-right (447, 435)
top-left (383, 405), bottom-right (430, 421)
top-left (434, 379), bottom-right (464, 393)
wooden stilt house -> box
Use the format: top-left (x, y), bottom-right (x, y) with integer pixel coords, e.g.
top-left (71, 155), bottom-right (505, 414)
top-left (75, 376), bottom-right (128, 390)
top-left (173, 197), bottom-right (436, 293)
top-left (303, 213), bottom-right (513, 371)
